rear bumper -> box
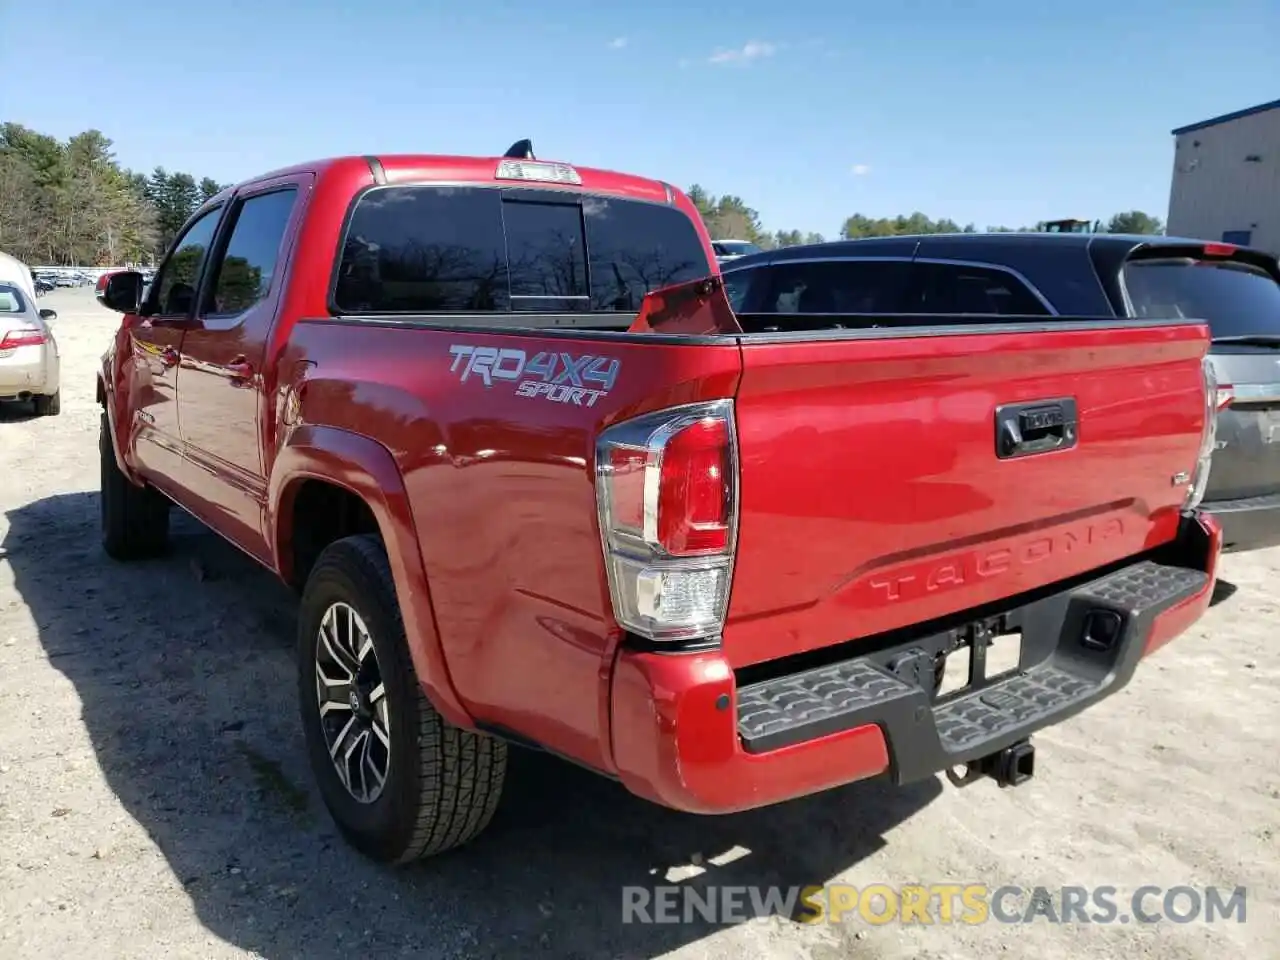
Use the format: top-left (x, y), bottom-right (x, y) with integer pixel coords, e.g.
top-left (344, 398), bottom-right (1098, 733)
top-left (1203, 493), bottom-right (1280, 553)
top-left (609, 513), bottom-right (1220, 814)
top-left (0, 348), bottom-right (57, 398)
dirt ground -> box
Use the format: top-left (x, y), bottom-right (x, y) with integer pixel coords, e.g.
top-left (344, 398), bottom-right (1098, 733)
top-left (0, 288), bottom-right (1276, 960)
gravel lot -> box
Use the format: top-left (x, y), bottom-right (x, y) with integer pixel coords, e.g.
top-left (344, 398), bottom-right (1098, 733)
top-left (0, 288), bottom-right (1276, 960)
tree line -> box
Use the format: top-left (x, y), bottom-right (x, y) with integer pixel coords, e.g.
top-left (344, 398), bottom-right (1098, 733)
top-left (0, 122), bottom-right (227, 267)
top-left (0, 122), bottom-right (1166, 267)
top-left (688, 183), bottom-right (1165, 247)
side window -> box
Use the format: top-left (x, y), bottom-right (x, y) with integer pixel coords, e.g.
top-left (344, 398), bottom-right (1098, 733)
top-left (333, 186), bottom-right (506, 312)
top-left (914, 262), bottom-right (1051, 316)
top-left (501, 199), bottom-right (588, 309)
top-left (720, 268), bottom-right (753, 312)
top-left (583, 198), bottom-right (711, 311)
top-left (151, 208), bottom-right (223, 316)
top-left (203, 188), bottom-right (298, 318)
top-left (759, 260), bottom-right (911, 313)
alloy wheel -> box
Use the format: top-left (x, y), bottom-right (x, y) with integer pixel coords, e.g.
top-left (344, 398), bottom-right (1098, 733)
top-left (314, 601), bottom-right (391, 804)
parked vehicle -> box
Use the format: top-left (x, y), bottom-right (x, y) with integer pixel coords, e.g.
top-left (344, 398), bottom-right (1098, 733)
top-left (711, 239), bottom-right (762, 264)
top-left (1040, 218), bottom-right (1098, 233)
top-left (0, 251), bottom-right (39, 302)
top-left (0, 282), bottom-right (61, 415)
top-left (93, 148), bottom-right (1221, 866)
top-left (721, 233), bottom-right (1280, 553)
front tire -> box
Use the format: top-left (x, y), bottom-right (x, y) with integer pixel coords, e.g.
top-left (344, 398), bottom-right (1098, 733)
top-left (100, 411), bottom-right (169, 559)
top-left (297, 534), bottom-right (506, 864)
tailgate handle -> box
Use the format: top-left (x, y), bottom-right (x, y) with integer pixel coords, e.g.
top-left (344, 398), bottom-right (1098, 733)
top-left (995, 399), bottom-right (1078, 459)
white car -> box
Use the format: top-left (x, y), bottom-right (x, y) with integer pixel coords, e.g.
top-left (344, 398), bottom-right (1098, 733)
top-left (0, 250), bottom-right (37, 300)
top-left (0, 282), bottom-right (60, 416)
top-left (711, 239), bottom-right (763, 265)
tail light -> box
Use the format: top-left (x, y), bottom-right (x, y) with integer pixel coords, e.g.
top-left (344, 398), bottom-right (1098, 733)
top-left (0, 327), bottom-right (45, 350)
top-left (1201, 242), bottom-right (1238, 257)
top-left (595, 399), bottom-right (737, 643)
top-left (1184, 357), bottom-right (1222, 512)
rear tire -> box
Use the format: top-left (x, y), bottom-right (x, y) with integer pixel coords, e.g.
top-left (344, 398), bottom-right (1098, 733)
top-left (100, 411), bottom-right (170, 559)
top-left (33, 391), bottom-right (60, 416)
top-left (297, 534), bottom-right (506, 864)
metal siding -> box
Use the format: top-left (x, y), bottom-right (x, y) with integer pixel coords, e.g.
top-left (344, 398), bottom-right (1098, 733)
top-left (1166, 107), bottom-right (1280, 255)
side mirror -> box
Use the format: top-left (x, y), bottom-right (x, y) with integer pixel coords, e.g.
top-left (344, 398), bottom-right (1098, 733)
top-left (38, 308), bottom-right (57, 321)
top-left (97, 270), bottom-right (145, 313)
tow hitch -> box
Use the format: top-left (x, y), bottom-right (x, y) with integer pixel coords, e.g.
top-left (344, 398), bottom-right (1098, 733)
top-left (945, 740), bottom-right (1036, 789)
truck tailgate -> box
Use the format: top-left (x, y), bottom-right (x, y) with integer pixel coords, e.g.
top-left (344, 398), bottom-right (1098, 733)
top-left (725, 321), bottom-right (1209, 668)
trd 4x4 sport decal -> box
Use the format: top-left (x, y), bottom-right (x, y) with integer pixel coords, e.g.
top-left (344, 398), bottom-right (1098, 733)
top-left (448, 344), bottom-right (620, 407)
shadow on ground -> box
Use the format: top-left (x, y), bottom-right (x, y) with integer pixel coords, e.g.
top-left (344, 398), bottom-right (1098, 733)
top-left (5, 491), bottom-right (941, 960)
top-left (0, 399), bottom-right (38, 423)
top-left (1210, 578), bottom-right (1239, 607)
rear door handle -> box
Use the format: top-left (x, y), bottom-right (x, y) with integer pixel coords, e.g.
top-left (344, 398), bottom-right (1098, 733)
top-left (995, 398), bottom-right (1078, 459)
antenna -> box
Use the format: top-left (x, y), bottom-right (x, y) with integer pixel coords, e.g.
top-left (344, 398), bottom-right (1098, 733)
top-left (504, 139), bottom-right (535, 160)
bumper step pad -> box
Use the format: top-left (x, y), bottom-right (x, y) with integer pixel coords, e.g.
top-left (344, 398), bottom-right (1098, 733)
top-left (738, 660), bottom-right (913, 751)
top-left (735, 560), bottom-right (1208, 781)
top-left (933, 665), bottom-right (1093, 752)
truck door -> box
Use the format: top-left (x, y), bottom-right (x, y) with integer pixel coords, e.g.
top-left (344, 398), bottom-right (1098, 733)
top-left (126, 205), bottom-right (226, 490)
top-left (175, 175), bottom-right (309, 562)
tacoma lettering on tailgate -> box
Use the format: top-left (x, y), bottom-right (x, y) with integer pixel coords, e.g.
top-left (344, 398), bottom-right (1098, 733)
top-left (867, 517), bottom-right (1125, 603)
top-left (448, 344), bottom-right (619, 407)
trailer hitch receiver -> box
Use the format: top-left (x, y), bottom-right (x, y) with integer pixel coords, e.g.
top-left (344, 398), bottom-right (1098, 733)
top-left (945, 739), bottom-right (1036, 789)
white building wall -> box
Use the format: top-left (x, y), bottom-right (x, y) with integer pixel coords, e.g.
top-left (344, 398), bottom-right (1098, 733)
top-left (1167, 104), bottom-right (1280, 255)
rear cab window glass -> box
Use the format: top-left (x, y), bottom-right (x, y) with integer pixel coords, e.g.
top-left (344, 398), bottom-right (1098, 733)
top-left (503, 199), bottom-right (588, 310)
top-left (335, 188), bottom-right (506, 312)
top-left (758, 260), bottom-right (912, 313)
top-left (584, 197), bottom-right (709, 312)
top-left (332, 186), bottom-right (711, 316)
top-left (1123, 257), bottom-right (1280, 338)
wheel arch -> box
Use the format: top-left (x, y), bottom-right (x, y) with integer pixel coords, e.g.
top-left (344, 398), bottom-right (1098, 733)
top-left (269, 424), bottom-right (473, 729)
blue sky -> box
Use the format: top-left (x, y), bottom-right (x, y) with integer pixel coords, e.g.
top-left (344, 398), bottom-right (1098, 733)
top-left (3, 0), bottom-right (1277, 236)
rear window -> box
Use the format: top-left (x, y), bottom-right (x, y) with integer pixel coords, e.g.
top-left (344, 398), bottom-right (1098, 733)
top-left (1123, 258), bottom-right (1280, 338)
top-left (504, 200), bottom-right (589, 309)
top-left (333, 186), bottom-right (710, 315)
top-left (0, 284), bottom-right (28, 313)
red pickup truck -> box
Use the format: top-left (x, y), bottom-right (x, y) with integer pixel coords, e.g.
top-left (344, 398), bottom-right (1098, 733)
top-left (95, 145), bottom-right (1223, 866)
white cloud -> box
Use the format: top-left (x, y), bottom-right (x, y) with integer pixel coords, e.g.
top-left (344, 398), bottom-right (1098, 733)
top-left (708, 41), bottom-right (776, 65)
top-left (608, 37), bottom-right (628, 49)
top-left (850, 164), bottom-right (872, 176)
